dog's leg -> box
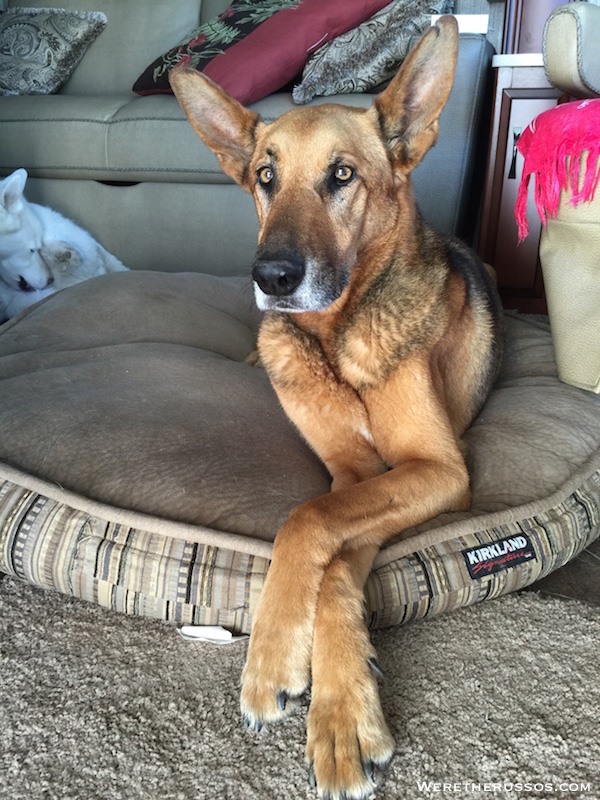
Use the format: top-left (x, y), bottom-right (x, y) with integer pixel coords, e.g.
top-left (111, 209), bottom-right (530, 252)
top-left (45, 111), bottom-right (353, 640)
top-left (307, 541), bottom-right (394, 799)
top-left (241, 317), bottom-right (388, 725)
top-left (240, 357), bottom-right (470, 740)
top-left (257, 315), bottom-right (389, 491)
top-left (39, 241), bottom-right (82, 274)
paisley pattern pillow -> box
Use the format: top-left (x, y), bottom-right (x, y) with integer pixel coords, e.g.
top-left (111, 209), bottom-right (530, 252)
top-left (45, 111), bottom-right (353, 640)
top-left (293, 0), bottom-right (453, 104)
top-left (0, 8), bottom-right (107, 96)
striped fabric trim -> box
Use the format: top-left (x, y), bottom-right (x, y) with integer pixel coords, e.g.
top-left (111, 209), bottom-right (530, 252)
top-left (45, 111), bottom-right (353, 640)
top-left (365, 469), bottom-right (600, 628)
top-left (1, 468), bottom-right (599, 633)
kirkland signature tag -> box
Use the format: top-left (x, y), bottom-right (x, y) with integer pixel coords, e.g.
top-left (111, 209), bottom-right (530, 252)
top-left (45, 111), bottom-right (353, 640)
top-left (462, 534), bottom-right (537, 579)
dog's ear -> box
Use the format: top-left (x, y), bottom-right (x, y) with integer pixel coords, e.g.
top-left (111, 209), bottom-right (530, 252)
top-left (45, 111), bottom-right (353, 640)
top-left (372, 16), bottom-right (458, 174)
top-left (0, 169), bottom-right (28, 213)
top-left (169, 68), bottom-right (261, 189)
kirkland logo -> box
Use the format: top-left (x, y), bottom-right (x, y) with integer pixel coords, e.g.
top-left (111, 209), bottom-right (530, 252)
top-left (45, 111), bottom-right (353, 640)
top-left (462, 534), bottom-right (536, 578)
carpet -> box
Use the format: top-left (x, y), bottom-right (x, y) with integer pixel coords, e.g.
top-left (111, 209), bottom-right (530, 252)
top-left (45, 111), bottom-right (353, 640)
top-left (0, 575), bottom-right (598, 800)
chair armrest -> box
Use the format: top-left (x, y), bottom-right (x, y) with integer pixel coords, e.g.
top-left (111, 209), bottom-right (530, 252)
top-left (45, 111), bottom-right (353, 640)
top-left (543, 2), bottom-right (600, 98)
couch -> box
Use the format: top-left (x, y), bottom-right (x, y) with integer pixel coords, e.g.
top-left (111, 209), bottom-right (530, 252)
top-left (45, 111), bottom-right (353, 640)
top-left (0, 0), bottom-right (494, 275)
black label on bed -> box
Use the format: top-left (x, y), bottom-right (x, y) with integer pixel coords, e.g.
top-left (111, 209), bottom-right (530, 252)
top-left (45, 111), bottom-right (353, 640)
top-left (462, 534), bottom-right (536, 579)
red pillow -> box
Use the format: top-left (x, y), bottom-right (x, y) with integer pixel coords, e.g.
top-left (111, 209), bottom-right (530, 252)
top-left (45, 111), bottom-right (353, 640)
top-left (133, 0), bottom-right (393, 105)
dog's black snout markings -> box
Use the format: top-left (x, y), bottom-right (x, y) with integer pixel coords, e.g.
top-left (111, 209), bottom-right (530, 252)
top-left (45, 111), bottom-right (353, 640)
top-left (252, 255), bottom-right (306, 296)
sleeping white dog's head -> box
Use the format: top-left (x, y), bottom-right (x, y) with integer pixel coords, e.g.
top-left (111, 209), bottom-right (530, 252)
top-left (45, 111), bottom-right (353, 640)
top-left (0, 169), bottom-right (54, 292)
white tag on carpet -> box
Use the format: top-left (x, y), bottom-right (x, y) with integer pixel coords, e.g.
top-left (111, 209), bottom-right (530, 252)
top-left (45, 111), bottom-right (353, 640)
top-left (177, 625), bottom-right (248, 644)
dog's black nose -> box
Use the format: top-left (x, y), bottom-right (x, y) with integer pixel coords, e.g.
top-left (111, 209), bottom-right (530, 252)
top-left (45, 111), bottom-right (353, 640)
top-left (252, 256), bottom-right (305, 297)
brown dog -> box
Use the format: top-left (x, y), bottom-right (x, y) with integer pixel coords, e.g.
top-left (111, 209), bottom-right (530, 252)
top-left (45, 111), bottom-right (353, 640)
top-left (171, 16), bottom-right (503, 800)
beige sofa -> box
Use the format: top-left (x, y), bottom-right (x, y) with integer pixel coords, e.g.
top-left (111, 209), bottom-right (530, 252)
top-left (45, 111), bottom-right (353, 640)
top-left (0, 0), bottom-right (494, 275)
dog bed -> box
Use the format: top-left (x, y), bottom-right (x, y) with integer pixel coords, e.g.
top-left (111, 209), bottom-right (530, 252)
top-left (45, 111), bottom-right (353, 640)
top-left (0, 271), bottom-right (599, 631)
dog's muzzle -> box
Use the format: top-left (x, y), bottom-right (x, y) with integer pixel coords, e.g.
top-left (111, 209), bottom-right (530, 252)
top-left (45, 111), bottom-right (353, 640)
top-left (252, 254), bottom-right (305, 297)
top-left (18, 274), bottom-right (54, 292)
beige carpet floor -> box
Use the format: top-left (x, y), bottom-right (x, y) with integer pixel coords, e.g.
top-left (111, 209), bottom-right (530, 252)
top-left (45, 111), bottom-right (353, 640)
top-left (0, 575), bottom-right (598, 800)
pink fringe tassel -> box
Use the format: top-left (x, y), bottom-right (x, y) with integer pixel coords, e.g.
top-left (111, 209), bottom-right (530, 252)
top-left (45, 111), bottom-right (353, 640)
top-left (515, 100), bottom-right (600, 241)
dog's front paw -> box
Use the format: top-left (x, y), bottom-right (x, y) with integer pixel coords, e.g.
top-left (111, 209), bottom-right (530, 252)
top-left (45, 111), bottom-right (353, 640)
top-left (40, 241), bottom-right (82, 271)
top-left (240, 615), bottom-right (312, 730)
top-left (305, 658), bottom-right (394, 799)
top-left (244, 348), bottom-right (263, 367)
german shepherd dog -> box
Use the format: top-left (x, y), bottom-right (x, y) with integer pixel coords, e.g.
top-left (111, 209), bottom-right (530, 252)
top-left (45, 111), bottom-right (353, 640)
top-left (171, 16), bottom-right (503, 799)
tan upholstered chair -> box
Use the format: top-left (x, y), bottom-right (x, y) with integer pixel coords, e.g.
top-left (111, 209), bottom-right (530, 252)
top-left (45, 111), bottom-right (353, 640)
top-left (535, 2), bottom-right (600, 393)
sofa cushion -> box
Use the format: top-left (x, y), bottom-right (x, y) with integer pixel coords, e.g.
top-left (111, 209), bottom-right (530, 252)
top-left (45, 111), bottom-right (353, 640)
top-left (0, 92), bottom-right (371, 183)
top-left (0, 95), bottom-right (135, 179)
top-left (18, 180), bottom-right (261, 276)
top-left (0, 8), bottom-right (107, 96)
top-left (133, 0), bottom-right (395, 105)
top-left (0, 272), bottom-right (599, 630)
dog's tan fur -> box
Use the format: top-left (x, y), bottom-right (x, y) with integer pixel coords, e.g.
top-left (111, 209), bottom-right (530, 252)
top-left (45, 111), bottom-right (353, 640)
top-left (171, 18), bottom-right (503, 799)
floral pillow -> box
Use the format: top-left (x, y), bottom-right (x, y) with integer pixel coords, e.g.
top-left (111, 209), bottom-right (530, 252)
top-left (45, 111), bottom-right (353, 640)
top-left (0, 8), bottom-right (107, 96)
top-left (293, 0), bottom-right (453, 104)
top-left (133, 0), bottom-right (395, 106)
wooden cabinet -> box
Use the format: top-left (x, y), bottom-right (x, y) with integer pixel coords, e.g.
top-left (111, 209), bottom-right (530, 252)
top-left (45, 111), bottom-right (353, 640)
top-left (478, 60), bottom-right (563, 313)
top-left (477, 0), bottom-right (569, 313)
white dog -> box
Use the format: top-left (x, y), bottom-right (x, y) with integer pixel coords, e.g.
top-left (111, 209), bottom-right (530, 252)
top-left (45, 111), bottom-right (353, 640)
top-left (0, 169), bottom-right (128, 321)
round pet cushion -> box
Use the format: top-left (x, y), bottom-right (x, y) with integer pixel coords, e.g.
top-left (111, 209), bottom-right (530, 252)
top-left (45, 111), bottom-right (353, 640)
top-left (0, 271), bottom-right (599, 630)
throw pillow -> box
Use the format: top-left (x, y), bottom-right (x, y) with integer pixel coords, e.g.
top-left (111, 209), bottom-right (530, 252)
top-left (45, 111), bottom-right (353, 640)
top-left (133, 0), bottom-right (395, 106)
top-left (292, 0), bottom-right (452, 104)
top-left (0, 8), bottom-right (107, 96)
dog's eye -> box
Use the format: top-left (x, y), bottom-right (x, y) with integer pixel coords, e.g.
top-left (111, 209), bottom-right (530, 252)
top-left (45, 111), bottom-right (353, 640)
top-left (257, 166), bottom-right (274, 187)
top-left (333, 165), bottom-right (354, 185)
